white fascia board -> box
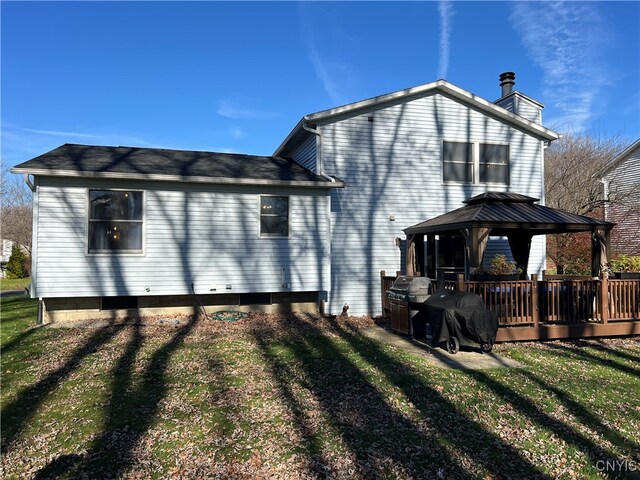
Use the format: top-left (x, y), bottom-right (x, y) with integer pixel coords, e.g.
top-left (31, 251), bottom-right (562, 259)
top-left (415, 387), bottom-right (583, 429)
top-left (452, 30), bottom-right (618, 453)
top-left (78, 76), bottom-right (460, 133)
top-left (272, 118), bottom-right (305, 157)
top-left (9, 167), bottom-right (345, 189)
top-left (302, 80), bottom-right (560, 142)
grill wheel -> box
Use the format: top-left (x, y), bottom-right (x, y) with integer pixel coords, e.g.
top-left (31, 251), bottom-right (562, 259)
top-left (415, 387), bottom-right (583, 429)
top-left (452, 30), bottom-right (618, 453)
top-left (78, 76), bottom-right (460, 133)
top-left (446, 336), bottom-right (460, 354)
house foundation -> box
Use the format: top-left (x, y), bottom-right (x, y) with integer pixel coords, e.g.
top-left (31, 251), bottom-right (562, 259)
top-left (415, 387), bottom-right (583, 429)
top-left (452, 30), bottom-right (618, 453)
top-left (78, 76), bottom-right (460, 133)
top-left (41, 291), bottom-right (321, 324)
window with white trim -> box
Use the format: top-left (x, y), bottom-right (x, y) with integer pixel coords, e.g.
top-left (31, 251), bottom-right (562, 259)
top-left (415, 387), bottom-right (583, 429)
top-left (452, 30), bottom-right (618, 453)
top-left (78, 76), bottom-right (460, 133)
top-left (88, 190), bottom-right (143, 253)
top-left (260, 196), bottom-right (289, 237)
top-left (443, 141), bottom-right (510, 185)
top-left (443, 141), bottom-right (473, 183)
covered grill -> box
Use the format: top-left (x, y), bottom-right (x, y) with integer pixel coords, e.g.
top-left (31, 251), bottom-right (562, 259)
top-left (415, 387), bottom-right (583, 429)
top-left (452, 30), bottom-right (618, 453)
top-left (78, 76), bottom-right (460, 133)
top-left (418, 290), bottom-right (499, 353)
top-left (387, 276), bottom-right (431, 336)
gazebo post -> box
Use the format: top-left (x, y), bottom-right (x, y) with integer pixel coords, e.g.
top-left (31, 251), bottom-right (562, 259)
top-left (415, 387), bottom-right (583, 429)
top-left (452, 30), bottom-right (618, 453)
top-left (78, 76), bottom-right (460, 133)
top-left (591, 227), bottom-right (612, 278)
top-left (461, 227), bottom-right (491, 279)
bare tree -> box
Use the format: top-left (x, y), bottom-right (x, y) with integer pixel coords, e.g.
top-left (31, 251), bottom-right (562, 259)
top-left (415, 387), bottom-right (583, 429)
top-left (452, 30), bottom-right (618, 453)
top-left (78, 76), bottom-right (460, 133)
top-left (544, 133), bottom-right (636, 272)
top-left (1, 160), bottom-right (33, 254)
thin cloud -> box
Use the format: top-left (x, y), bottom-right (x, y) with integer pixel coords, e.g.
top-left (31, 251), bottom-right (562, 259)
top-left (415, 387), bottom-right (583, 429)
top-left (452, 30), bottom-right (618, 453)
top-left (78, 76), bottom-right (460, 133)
top-left (437, 0), bottom-right (454, 80)
top-left (1, 124), bottom-right (168, 166)
top-left (511, 2), bottom-right (609, 132)
top-left (299, 3), bottom-right (355, 106)
top-left (216, 100), bottom-right (277, 120)
top-left (21, 128), bottom-right (99, 139)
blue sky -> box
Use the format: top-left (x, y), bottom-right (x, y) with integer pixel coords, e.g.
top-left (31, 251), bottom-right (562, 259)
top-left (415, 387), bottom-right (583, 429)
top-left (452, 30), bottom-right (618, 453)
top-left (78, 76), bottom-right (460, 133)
top-left (2, 1), bottom-right (639, 167)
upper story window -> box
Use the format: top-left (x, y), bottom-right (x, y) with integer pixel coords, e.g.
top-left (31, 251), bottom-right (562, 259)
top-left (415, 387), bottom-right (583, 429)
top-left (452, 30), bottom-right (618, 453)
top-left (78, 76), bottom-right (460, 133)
top-left (260, 195), bottom-right (289, 237)
top-left (443, 141), bottom-right (510, 185)
top-left (88, 190), bottom-right (143, 253)
top-left (443, 141), bottom-right (473, 183)
top-left (479, 144), bottom-right (509, 184)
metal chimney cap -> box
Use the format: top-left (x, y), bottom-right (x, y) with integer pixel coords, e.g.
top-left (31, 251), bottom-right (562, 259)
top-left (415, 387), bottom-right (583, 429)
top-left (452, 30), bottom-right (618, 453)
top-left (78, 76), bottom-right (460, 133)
top-left (499, 71), bottom-right (516, 83)
top-left (499, 72), bottom-right (516, 97)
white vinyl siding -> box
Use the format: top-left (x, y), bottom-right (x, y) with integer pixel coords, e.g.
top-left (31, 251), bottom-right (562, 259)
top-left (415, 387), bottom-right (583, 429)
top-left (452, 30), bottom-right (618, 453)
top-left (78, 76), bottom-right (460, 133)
top-left (320, 92), bottom-right (546, 316)
top-left (32, 177), bottom-right (329, 298)
top-left (289, 135), bottom-right (317, 172)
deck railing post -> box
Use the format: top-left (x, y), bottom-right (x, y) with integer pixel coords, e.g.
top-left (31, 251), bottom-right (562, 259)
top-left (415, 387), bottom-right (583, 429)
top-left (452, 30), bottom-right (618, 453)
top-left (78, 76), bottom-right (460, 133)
top-left (531, 274), bottom-right (539, 327)
top-left (600, 274), bottom-right (609, 324)
top-left (456, 273), bottom-right (465, 292)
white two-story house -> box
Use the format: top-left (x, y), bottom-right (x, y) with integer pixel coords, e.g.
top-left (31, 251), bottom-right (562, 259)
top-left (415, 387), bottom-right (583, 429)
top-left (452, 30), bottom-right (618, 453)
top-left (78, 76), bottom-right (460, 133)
top-left (12, 72), bottom-right (559, 321)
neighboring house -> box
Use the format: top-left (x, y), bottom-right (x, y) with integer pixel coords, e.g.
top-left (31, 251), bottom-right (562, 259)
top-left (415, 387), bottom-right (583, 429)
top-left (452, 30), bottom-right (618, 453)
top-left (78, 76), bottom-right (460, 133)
top-left (12, 72), bottom-right (559, 321)
top-left (599, 138), bottom-right (640, 256)
top-left (1, 239), bottom-right (15, 278)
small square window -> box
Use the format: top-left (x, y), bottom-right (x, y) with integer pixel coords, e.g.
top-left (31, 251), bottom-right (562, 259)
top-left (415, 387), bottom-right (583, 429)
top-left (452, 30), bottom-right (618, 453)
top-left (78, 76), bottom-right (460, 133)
top-left (260, 196), bottom-right (289, 237)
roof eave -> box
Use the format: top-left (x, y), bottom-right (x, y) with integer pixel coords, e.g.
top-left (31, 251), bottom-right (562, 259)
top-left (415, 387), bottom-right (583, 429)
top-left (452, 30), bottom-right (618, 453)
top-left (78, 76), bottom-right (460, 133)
top-left (9, 167), bottom-right (345, 189)
top-left (272, 118), bottom-right (306, 157)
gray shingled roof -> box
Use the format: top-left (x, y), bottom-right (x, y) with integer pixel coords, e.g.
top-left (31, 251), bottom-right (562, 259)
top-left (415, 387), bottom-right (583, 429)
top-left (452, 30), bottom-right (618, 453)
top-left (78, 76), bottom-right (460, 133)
top-left (11, 144), bottom-right (342, 188)
top-left (405, 192), bottom-right (614, 235)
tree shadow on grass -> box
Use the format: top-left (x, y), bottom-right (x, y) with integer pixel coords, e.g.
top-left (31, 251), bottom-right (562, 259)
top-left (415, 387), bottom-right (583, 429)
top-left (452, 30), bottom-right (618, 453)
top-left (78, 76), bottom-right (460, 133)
top-left (0, 325), bottom-right (44, 357)
top-left (1, 323), bottom-right (120, 455)
top-left (422, 341), bottom-right (631, 472)
top-left (542, 341), bottom-right (640, 379)
top-left (251, 316), bottom-right (549, 479)
top-left (33, 314), bottom-right (200, 479)
top-left (517, 368), bottom-right (640, 455)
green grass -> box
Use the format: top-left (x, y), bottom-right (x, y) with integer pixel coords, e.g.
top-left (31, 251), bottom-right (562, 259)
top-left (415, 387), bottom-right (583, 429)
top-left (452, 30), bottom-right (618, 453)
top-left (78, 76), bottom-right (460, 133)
top-left (0, 277), bottom-right (31, 292)
top-left (2, 296), bottom-right (639, 479)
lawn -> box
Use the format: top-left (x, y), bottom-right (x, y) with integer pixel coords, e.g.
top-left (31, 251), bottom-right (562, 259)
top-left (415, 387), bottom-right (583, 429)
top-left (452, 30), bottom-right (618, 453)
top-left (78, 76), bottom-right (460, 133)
top-left (0, 277), bottom-right (31, 292)
top-left (1, 296), bottom-right (639, 479)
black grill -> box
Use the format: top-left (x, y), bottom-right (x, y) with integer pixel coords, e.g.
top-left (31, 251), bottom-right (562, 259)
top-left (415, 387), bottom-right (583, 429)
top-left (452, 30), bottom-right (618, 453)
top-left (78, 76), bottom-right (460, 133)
top-left (387, 276), bottom-right (431, 336)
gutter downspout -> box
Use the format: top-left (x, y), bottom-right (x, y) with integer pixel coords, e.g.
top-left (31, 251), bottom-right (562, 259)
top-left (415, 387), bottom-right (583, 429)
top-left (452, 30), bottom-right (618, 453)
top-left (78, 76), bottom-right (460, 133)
top-left (600, 178), bottom-right (610, 221)
top-left (301, 120), bottom-right (335, 314)
top-left (302, 120), bottom-right (336, 183)
top-left (23, 174), bottom-right (36, 192)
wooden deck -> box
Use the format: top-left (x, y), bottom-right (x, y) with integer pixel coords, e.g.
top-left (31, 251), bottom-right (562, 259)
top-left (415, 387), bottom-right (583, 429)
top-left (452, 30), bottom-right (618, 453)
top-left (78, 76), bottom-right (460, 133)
top-left (380, 271), bottom-right (640, 341)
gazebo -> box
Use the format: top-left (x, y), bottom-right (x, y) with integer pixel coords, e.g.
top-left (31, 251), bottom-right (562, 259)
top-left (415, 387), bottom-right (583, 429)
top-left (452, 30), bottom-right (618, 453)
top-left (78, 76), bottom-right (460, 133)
top-left (403, 192), bottom-right (615, 281)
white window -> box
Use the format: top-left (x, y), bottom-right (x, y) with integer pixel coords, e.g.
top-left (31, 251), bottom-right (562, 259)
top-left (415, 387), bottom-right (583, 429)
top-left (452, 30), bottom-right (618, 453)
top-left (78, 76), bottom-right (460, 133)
top-left (88, 190), bottom-right (143, 253)
top-left (443, 141), bottom-right (509, 185)
top-left (260, 196), bottom-right (289, 237)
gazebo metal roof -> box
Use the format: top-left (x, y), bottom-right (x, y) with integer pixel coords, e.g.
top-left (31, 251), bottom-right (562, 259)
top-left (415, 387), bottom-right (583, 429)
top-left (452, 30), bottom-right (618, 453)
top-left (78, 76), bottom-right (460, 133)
top-left (403, 192), bottom-right (615, 278)
top-left (404, 192), bottom-right (614, 236)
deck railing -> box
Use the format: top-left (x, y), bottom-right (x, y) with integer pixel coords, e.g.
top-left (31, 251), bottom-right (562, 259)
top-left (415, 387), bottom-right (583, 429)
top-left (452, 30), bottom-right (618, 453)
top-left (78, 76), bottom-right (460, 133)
top-left (382, 271), bottom-right (640, 325)
top-left (608, 279), bottom-right (640, 320)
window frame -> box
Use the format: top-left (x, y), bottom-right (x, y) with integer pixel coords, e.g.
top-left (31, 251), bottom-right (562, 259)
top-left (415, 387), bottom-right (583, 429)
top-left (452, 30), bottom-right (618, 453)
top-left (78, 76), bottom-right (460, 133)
top-left (479, 142), bottom-right (510, 185)
top-left (86, 188), bottom-right (145, 255)
top-left (442, 141), bottom-right (474, 184)
top-left (442, 140), bottom-right (510, 186)
top-left (258, 195), bottom-right (290, 238)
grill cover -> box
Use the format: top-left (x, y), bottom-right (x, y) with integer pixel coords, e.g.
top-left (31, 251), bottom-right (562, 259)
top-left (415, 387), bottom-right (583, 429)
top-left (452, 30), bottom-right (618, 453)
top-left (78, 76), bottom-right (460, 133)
top-left (420, 290), bottom-right (498, 347)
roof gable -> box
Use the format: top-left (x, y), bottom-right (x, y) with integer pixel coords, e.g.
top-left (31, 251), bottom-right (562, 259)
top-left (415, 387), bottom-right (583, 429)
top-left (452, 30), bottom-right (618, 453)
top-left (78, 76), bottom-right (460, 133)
top-left (599, 138), bottom-right (640, 178)
top-left (275, 80), bottom-right (560, 157)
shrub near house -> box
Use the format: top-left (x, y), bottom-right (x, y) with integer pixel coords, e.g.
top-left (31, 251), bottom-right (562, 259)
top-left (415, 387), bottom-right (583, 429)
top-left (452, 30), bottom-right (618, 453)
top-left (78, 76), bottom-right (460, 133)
top-left (5, 244), bottom-right (28, 279)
